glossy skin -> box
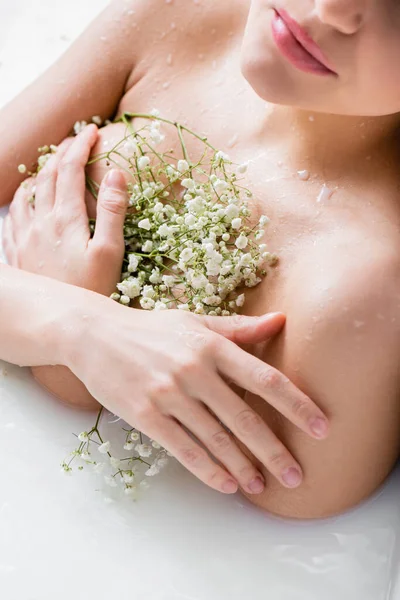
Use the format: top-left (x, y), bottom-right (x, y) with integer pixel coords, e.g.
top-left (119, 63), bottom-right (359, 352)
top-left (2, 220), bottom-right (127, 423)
top-left (243, 0), bottom-right (400, 115)
top-left (2, 0), bottom-right (400, 518)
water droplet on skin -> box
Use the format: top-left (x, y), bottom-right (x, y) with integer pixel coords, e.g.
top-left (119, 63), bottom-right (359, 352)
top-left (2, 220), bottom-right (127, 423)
top-left (212, 60), bottom-right (217, 69)
top-left (162, 82), bottom-right (170, 89)
top-left (297, 170), bottom-right (310, 181)
top-left (309, 115), bottom-right (315, 122)
top-left (38, 261), bottom-right (44, 269)
top-left (166, 53), bottom-right (173, 66)
top-left (354, 320), bottom-right (365, 328)
top-left (198, 53), bottom-right (204, 60)
top-left (317, 184), bottom-right (334, 203)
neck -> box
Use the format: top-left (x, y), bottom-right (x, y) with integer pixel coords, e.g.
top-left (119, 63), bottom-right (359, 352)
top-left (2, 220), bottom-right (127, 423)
top-left (256, 105), bottom-right (400, 181)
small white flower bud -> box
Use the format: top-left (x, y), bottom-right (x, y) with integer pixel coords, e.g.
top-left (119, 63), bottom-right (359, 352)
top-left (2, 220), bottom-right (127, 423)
top-left (98, 441), bottom-right (111, 454)
top-left (138, 156), bottom-right (150, 170)
top-left (177, 159), bottom-right (189, 173)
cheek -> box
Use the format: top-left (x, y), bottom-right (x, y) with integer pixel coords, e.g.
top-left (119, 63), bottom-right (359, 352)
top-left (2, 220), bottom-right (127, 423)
top-left (353, 46), bottom-right (400, 115)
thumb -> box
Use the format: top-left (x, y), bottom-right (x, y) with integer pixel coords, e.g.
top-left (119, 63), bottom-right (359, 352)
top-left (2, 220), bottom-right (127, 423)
top-left (93, 169), bottom-right (128, 247)
top-left (202, 312), bottom-right (286, 345)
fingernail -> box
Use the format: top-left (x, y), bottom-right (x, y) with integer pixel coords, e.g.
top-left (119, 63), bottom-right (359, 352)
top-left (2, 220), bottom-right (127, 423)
top-left (310, 417), bottom-right (329, 439)
top-left (248, 476), bottom-right (265, 494)
top-left (282, 467), bottom-right (302, 488)
top-left (104, 169), bottom-right (127, 190)
top-left (222, 479), bottom-right (238, 494)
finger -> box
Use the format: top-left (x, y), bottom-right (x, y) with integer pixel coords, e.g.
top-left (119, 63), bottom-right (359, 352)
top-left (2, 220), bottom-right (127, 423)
top-left (170, 397), bottom-right (266, 494)
top-left (92, 169), bottom-right (128, 250)
top-left (35, 138), bottom-right (75, 216)
top-left (202, 312), bottom-right (286, 345)
top-left (216, 339), bottom-right (329, 440)
top-left (145, 412), bottom-right (239, 495)
top-left (199, 374), bottom-right (303, 489)
top-left (55, 124), bottom-right (98, 213)
top-left (2, 214), bottom-right (17, 265)
top-left (8, 181), bottom-right (35, 242)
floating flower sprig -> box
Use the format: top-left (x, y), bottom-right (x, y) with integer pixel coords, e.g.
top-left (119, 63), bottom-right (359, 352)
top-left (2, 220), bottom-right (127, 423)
top-left (20, 111), bottom-right (278, 500)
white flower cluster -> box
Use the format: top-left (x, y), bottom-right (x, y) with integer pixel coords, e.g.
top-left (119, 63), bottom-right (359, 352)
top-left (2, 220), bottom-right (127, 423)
top-left (95, 113), bottom-right (278, 316)
top-left (61, 411), bottom-right (172, 499)
top-left (58, 112), bottom-right (278, 500)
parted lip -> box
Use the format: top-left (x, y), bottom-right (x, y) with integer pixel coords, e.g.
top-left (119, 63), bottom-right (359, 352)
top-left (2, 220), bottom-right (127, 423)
top-left (276, 8), bottom-right (337, 74)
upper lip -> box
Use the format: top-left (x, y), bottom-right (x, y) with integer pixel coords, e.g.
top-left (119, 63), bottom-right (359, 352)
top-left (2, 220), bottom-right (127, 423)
top-left (276, 8), bottom-right (337, 74)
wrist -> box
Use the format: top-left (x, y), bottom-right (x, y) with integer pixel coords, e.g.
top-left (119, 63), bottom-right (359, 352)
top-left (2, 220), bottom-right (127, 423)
top-left (54, 285), bottom-right (107, 370)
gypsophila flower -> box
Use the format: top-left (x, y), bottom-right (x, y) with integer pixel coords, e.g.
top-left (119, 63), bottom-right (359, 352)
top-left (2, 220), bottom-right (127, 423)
top-left (98, 441), bottom-right (111, 454)
top-left (177, 159), bottom-right (189, 173)
top-left (259, 215), bottom-right (270, 226)
top-left (145, 465), bottom-right (160, 477)
top-left (122, 472), bottom-right (135, 484)
top-left (235, 234), bottom-right (248, 250)
top-left (236, 294), bottom-right (245, 307)
top-left (130, 432), bottom-right (140, 442)
top-left (78, 432), bottom-right (89, 442)
top-left (73, 120), bottom-right (87, 135)
top-left (231, 217), bottom-right (242, 230)
top-left (237, 162), bottom-right (248, 174)
top-left (138, 155), bottom-right (150, 170)
top-left (136, 444), bottom-right (153, 458)
top-left (138, 218), bottom-right (151, 231)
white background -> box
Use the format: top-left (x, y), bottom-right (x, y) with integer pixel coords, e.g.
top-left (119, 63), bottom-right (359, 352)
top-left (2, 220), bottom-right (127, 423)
top-left (0, 1), bottom-right (399, 598)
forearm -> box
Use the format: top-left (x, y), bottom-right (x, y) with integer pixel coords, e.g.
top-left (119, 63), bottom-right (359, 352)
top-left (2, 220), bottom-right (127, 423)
top-left (0, 263), bottom-right (86, 367)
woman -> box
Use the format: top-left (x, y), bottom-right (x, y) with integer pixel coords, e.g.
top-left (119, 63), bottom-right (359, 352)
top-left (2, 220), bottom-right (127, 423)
top-left (2, 0), bottom-right (399, 519)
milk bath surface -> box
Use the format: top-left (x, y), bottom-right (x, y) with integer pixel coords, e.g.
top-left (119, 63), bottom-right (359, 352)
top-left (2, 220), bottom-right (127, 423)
top-left (0, 1), bottom-right (400, 599)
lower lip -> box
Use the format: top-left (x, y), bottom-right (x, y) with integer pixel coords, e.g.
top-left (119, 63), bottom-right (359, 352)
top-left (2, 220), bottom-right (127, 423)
top-left (271, 12), bottom-right (334, 76)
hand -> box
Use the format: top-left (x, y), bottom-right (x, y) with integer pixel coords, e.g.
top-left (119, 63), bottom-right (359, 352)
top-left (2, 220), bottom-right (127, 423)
top-left (65, 296), bottom-right (329, 496)
top-left (3, 124), bottom-right (126, 297)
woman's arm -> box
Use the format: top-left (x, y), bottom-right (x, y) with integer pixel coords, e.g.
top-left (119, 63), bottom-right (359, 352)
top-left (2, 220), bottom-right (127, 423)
top-left (0, 0), bottom-right (137, 207)
top-left (2, 130), bottom-right (332, 496)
